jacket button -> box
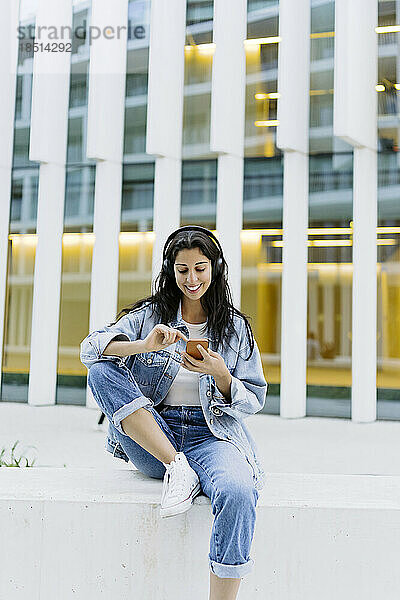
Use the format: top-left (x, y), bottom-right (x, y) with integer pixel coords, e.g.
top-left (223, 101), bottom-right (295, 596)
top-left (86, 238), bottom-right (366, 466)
top-left (147, 358), bottom-right (152, 364)
top-left (210, 418), bottom-right (214, 425)
top-left (206, 390), bottom-right (211, 397)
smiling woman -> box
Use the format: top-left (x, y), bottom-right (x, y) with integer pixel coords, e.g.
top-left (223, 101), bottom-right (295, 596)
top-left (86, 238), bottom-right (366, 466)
top-left (80, 225), bottom-right (268, 596)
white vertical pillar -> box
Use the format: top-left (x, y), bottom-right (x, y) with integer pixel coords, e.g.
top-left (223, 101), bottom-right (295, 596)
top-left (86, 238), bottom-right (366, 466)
top-left (352, 147), bottom-right (377, 421)
top-left (276, 0), bottom-right (311, 418)
top-left (210, 0), bottom-right (247, 309)
top-left (215, 155), bottom-right (244, 306)
top-left (334, 0), bottom-right (378, 422)
top-left (86, 0), bottom-right (129, 408)
top-left (151, 157), bottom-right (181, 291)
top-left (28, 0), bottom-right (72, 406)
top-left (146, 0), bottom-right (186, 280)
top-left (0, 0), bottom-right (20, 392)
top-left (280, 152), bottom-right (309, 417)
top-left (89, 161), bottom-right (122, 327)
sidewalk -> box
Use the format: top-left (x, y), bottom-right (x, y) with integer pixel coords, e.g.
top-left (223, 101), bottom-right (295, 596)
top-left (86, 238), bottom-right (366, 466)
top-left (2, 401), bottom-right (400, 474)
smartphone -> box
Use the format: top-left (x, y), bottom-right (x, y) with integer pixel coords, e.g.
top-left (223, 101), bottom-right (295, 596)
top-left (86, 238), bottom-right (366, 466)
top-left (186, 338), bottom-right (209, 360)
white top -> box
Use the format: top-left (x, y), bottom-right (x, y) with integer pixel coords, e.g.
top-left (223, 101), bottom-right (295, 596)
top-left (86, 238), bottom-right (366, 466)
top-left (163, 318), bottom-right (208, 407)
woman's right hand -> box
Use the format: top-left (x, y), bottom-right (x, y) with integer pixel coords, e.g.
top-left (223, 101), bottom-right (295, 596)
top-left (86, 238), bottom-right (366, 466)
top-left (142, 325), bottom-right (189, 352)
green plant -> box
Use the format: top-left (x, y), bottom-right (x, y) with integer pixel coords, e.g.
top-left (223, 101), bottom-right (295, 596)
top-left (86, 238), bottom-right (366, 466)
top-left (0, 440), bottom-right (37, 467)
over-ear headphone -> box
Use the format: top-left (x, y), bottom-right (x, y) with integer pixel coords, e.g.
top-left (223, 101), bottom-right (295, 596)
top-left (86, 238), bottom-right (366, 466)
top-left (162, 225), bottom-right (224, 279)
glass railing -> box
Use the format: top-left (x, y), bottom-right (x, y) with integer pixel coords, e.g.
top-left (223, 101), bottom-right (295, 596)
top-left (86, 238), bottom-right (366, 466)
top-left (377, 91), bottom-right (398, 116)
top-left (181, 160), bottom-right (217, 206)
top-left (248, 0), bottom-right (279, 11)
top-left (186, 1), bottom-right (213, 26)
top-left (378, 31), bottom-right (397, 45)
top-left (311, 36), bottom-right (334, 61)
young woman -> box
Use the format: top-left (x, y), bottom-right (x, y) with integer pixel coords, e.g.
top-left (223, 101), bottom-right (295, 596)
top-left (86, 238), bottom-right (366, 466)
top-left (80, 225), bottom-right (268, 600)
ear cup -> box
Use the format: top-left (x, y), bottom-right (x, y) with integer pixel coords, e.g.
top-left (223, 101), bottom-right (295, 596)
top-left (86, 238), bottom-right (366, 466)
top-left (214, 257), bottom-right (224, 277)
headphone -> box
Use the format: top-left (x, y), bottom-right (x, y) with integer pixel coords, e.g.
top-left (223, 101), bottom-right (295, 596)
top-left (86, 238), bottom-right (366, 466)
top-left (162, 225), bottom-right (224, 279)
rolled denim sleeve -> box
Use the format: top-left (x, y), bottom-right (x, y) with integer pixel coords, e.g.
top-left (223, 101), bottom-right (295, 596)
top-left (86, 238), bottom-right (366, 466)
top-left (213, 323), bottom-right (268, 420)
top-left (80, 312), bottom-right (140, 370)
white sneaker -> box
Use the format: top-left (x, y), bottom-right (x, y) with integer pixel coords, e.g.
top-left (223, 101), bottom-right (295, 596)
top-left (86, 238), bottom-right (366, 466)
top-left (160, 452), bottom-right (201, 518)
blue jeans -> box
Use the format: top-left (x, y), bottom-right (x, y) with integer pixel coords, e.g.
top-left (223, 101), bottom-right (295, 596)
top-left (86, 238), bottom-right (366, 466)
top-left (88, 361), bottom-right (259, 579)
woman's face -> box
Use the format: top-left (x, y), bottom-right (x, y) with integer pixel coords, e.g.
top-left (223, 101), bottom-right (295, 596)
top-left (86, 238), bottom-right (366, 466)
top-left (174, 247), bottom-right (212, 301)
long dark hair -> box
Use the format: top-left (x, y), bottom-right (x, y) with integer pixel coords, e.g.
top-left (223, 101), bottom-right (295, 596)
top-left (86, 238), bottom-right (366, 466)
top-left (109, 228), bottom-right (255, 360)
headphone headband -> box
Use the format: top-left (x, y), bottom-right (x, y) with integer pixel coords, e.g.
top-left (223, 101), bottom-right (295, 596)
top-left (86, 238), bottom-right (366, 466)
top-left (162, 225), bottom-right (223, 263)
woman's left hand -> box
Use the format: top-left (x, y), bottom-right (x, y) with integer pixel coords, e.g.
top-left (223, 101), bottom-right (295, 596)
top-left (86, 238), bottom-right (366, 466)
top-left (181, 345), bottom-right (228, 378)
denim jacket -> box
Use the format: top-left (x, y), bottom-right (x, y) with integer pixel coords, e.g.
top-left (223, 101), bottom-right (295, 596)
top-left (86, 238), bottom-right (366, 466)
top-left (80, 300), bottom-right (268, 490)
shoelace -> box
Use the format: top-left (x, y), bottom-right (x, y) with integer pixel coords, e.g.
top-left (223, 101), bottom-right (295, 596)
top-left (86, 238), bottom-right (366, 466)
top-left (165, 460), bottom-right (188, 497)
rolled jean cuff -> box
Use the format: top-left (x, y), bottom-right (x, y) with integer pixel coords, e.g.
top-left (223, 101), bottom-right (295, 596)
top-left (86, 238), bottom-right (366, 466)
top-left (209, 557), bottom-right (254, 579)
top-left (113, 395), bottom-right (154, 436)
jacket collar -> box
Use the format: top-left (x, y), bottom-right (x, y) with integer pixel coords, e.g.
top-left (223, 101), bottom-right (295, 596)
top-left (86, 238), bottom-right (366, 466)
top-left (168, 299), bottom-right (215, 342)
top-left (168, 298), bottom-right (184, 328)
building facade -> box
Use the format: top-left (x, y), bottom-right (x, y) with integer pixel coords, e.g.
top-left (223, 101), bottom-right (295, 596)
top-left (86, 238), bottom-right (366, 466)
top-left (0, 0), bottom-right (399, 421)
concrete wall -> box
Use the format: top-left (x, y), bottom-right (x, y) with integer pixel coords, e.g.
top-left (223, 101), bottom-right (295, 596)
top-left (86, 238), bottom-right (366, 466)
top-left (1, 468), bottom-right (400, 599)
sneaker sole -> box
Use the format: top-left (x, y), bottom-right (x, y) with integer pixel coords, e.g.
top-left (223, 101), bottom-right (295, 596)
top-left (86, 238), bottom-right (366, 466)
top-left (160, 481), bottom-right (202, 518)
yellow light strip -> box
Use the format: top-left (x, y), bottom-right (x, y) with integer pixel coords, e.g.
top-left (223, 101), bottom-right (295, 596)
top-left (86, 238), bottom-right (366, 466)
top-left (310, 87), bottom-right (384, 95)
top-left (271, 240), bottom-right (352, 247)
top-left (244, 36), bottom-right (281, 46)
top-left (7, 228), bottom-right (400, 246)
top-left (270, 239), bottom-right (397, 248)
top-left (377, 226), bottom-right (400, 233)
top-left (196, 42), bottom-right (216, 53)
top-left (62, 233), bottom-right (95, 246)
top-left (243, 227), bottom-right (353, 235)
top-left (245, 32), bottom-right (337, 46)
top-left (240, 227), bottom-right (400, 236)
top-left (8, 234), bottom-right (38, 246)
top-left (184, 43), bottom-right (216, 53)
top-left (119, 231), bottom-right (155, 244)
top-left (185, 29), bottom-right (398, 59)
top-left (188, 29), bottom-right (395, 54)
top-left (240, 229), bottom-right (282, 237)
top-left (310, 89), bottom-right (334, 96)
top-left (310, 31), bottom-right (335, 39)
top-left (308, 228), bottom-right (352, 235)
top-left (375, 25), bottom-right (400, 34)
top-left (312, 240), bottom-right (351, 247)
top-left (377, 238), bottom-right (397, 245)
top-left (265, 262), bottom-right (355, 267)
top-left (254, 92), bottom-right (281, 100)
top-left (254, 119), bottom-right (280, 127)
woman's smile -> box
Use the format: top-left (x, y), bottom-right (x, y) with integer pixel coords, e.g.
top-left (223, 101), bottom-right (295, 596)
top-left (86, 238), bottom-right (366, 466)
top-left (184, 284), bottom-right (202, 294)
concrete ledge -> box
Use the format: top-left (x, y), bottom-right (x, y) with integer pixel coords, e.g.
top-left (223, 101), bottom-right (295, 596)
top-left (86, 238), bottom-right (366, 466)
top-left (2, 469), bottom-right (400, 599)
